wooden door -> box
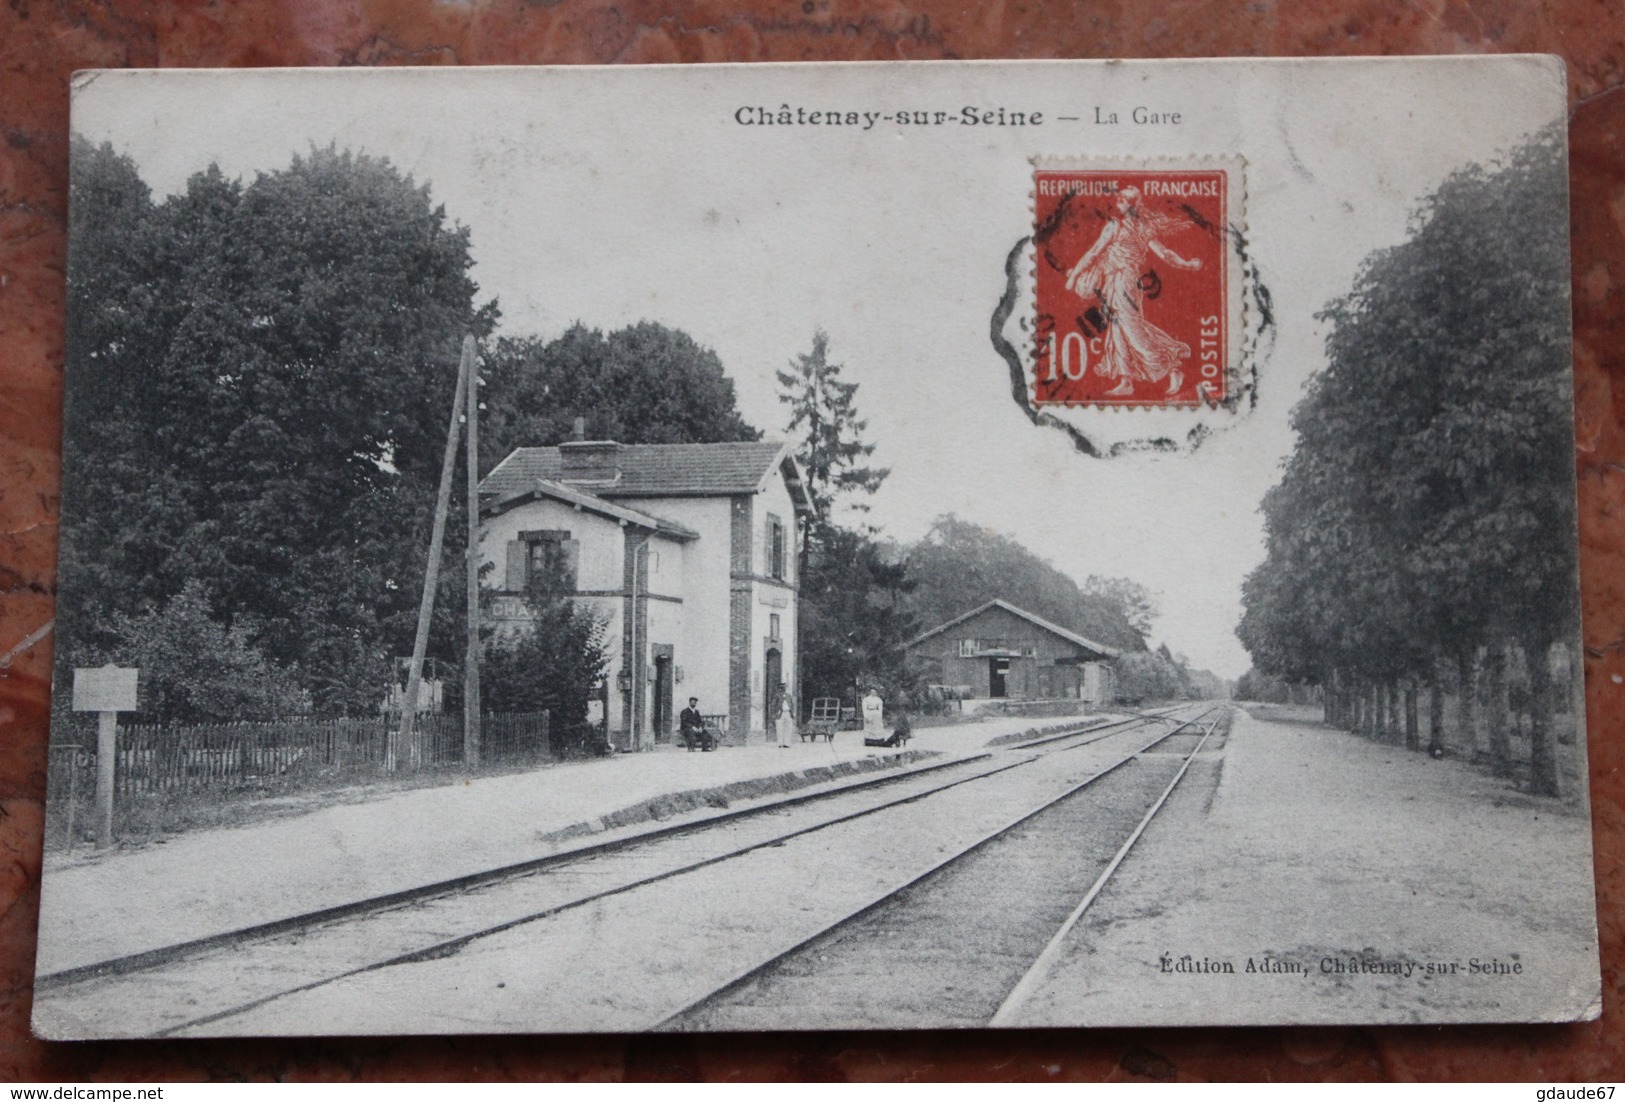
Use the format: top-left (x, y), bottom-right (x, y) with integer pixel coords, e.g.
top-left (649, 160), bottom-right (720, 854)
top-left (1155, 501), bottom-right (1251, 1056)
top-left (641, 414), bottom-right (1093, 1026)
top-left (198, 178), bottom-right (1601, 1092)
top-left (653, 656), bottom-right (673, 743)
top-left (990, 658), bottom-right (1009, 698)
top-left (764, 647), bottom-right (783, 734)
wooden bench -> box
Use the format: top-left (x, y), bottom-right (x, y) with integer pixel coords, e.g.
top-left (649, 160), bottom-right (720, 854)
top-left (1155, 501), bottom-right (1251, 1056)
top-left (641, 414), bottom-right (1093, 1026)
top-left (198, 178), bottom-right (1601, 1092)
top-left (681, 713), bottom-right (728, 752)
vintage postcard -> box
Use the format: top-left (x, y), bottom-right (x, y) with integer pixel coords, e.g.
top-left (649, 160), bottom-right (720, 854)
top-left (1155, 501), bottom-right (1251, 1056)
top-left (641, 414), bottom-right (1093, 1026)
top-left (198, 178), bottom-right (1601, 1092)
top-left (36, 57), bottom-right (1597, 1036)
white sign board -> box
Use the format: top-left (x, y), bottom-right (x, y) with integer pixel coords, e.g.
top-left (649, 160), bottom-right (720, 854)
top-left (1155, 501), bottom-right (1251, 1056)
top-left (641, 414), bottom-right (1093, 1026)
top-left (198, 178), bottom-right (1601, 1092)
top-left (72, 665), bottom-right (139, 713)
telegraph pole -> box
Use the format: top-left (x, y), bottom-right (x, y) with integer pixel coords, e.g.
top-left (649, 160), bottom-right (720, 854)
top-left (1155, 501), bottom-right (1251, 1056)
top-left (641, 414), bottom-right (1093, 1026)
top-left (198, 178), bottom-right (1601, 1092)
top-left (392, 336), bottom-right (474, 771)
top-left (464, 338), bottom-right (482, 768)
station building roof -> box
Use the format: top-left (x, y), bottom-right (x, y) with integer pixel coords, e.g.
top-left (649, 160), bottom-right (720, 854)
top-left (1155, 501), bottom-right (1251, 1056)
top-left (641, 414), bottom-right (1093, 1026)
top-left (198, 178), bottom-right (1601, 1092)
top-left (904, 599), bottom-right (1122, 660)
top-left (480, 478), bottom-right (701, 542)
top-left (480, 440), bottom-right (813, 514)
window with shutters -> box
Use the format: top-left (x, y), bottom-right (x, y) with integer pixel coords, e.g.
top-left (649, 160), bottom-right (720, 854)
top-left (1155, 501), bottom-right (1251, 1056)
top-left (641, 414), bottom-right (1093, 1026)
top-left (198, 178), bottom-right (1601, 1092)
top-left (528, 539), bottom-right (564, 581)
top-left (768, 513), bottom-right (786, 580)
top-left (505, 530), bottom-right (578, 595)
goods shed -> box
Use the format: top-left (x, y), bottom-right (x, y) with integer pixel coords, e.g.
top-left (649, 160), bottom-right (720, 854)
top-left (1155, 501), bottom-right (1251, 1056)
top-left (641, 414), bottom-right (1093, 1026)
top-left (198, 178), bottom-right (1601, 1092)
top-left (904, 599), bottom-right (1119, 705)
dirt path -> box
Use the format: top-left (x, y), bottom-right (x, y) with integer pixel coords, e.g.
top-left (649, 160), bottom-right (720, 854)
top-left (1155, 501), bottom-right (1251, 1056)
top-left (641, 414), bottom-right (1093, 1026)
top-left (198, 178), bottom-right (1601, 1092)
top-left (1012, 707), bottom-right (1600, 1026)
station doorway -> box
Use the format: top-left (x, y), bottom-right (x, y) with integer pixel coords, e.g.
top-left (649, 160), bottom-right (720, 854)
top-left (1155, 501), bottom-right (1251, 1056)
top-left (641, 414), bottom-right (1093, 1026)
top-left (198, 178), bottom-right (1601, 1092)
top-left (989, 657), bottom-right (1010, 698)
top-left (764, 645), bottom-right (783, 735)
top-left (652, 645), bottom-right (674, 743)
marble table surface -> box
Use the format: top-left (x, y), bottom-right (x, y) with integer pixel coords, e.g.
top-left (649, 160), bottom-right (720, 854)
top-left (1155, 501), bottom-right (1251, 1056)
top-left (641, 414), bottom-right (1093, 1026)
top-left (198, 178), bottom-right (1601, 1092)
top-left (0, 0), bottom-right (1622, 1082)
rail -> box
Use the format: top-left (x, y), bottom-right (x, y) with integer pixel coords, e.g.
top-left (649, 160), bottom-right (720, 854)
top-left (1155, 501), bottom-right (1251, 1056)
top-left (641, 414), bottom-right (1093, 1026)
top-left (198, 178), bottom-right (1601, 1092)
top-left (37, 706), bottom-right (1197, 1007)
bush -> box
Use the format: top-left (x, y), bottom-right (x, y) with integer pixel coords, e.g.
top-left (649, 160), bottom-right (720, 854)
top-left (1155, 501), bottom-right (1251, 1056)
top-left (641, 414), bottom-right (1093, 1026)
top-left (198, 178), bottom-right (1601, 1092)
top-left (481, 587), bottom-right (608, 743)
top-left (98, 581), bottom-right (307, 723)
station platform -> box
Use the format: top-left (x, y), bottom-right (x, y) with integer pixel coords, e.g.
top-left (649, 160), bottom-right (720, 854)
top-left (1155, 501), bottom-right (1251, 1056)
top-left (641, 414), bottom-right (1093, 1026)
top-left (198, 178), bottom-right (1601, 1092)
top-left (35, 710), bottom-right (1105, 976)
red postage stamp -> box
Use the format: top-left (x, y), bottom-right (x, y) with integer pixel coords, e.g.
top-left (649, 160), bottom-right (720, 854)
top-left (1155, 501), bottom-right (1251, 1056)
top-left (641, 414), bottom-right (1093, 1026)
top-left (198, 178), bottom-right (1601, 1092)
top-left (1032, 160), bottom-right (1242, 409)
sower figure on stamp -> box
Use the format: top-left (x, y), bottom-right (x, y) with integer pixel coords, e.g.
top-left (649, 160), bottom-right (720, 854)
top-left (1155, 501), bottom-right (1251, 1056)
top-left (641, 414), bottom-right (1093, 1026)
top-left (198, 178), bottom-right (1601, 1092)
top-left (1065, 185), bottom-right (1202, 397)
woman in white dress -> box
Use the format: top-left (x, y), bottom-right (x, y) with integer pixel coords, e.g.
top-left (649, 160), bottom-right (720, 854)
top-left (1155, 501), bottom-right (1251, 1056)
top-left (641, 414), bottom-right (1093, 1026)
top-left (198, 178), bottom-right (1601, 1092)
top-left (774, 683), bottom-right (793, 748)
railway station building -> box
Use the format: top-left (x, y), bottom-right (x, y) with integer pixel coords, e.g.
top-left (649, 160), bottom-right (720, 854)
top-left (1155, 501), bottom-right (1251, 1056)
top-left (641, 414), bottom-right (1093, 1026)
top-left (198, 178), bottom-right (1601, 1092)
top-left (903, 599), bottom-right (1120, 706)
top-left (478, 428), bottom-right (813, 750)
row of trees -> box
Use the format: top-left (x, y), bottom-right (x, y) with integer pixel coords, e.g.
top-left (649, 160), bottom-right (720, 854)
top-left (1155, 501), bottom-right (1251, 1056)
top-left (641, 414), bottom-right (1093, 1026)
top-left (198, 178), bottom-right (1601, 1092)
top-left (1232, 668), bottom-right (1321, 706)
top-left (1236, 128), bottom-right (1579, 795)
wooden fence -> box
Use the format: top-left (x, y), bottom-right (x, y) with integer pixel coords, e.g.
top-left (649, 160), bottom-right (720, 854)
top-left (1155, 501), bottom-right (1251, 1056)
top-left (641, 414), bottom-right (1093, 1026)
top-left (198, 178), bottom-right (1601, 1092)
top-left (45, 711), bottom-right (556, 849)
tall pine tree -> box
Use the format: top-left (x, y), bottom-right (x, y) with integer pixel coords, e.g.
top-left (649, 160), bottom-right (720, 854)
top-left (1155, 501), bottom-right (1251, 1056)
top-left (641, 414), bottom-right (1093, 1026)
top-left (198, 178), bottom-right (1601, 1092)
top-left (776, 331), bottom-right (915, 709)
top-left (775, 330), bottom-right (888, 526)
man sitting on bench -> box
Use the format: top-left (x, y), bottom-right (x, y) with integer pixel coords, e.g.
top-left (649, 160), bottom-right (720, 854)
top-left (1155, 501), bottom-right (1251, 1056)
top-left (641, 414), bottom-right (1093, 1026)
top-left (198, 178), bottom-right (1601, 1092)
top-left (679, 696), bottom-right (716, 752)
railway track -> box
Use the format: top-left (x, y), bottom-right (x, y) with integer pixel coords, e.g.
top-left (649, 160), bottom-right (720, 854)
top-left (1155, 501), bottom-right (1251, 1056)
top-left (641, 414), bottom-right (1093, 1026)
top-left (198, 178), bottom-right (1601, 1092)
top-left (659, 706), bottom-right (1227, 1031)
top-left (33, 703), bottom-right (1221, 1037)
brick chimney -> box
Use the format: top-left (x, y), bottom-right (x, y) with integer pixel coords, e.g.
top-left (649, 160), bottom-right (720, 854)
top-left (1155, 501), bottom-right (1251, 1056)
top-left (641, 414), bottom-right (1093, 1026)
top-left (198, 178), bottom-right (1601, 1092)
top-left (559, 435), bottom-right (621, 483)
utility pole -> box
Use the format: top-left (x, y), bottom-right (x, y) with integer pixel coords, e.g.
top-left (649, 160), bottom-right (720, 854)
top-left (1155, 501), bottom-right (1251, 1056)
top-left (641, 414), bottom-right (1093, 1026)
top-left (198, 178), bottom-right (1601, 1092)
top-left (392, 336), bottom-right (473, 772)
top-left (464, 338), bottom-right (482, 768)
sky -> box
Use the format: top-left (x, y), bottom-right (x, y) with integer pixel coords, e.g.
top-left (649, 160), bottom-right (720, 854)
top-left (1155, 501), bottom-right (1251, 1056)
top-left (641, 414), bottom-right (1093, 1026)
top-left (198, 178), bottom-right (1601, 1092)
top-left (71, 58), bottom-right (1565, 677)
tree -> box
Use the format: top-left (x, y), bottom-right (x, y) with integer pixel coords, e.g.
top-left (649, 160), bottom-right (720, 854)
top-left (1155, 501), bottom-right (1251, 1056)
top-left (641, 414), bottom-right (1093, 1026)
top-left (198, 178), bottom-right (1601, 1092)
top-left (1237, 128), bottom-right (1576, 793)
top-left (1184, 667), bottom-right (1229, 701)
top-left (1234, 668), bottom-right (1315, 704)
top-left (58, 141), bottom-right (183, 655)
top-left (1082, 576), bottom-right (1158, 641)
top-left (774, 332), bottom-right (913, 710)
top-left (59, 141), bottom-right (497, 714)
top-left (478, 322), bottom-right (758, 473)
top-left (98, 582), bottom-right (307, 723)
top-left (796, 525), bottom-right (918, 708)
top-left (1114, 650), bottom-right (1186, 705)
top-left (481, 578), bottom-right (609, 753)
top-left (776, 330), bottom-right (888, 524)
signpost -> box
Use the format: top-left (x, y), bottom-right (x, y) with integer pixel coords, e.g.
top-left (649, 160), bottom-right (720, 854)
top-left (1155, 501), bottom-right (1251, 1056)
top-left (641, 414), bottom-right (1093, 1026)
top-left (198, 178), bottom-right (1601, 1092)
top-left (72, 664), bottom-right (138, 848)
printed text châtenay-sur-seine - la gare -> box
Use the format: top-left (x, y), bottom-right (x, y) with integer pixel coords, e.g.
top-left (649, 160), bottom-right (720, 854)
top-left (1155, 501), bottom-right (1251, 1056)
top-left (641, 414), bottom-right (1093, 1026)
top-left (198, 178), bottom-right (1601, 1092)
top-left (732, 104), bottom-right (1186, 129)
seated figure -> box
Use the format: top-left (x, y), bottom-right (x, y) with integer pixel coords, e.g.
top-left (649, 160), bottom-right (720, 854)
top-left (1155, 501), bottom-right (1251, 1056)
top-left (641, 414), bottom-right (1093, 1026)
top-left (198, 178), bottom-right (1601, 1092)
top-left (865, 710), bottom-right (912, 749)
top-left (678, 696), bottom-right (717, 752)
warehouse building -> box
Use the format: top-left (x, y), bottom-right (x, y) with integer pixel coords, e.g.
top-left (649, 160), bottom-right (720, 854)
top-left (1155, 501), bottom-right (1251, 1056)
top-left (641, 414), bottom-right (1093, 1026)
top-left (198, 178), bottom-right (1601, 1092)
top-left (903, 599), bottom-right (1119, 705)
